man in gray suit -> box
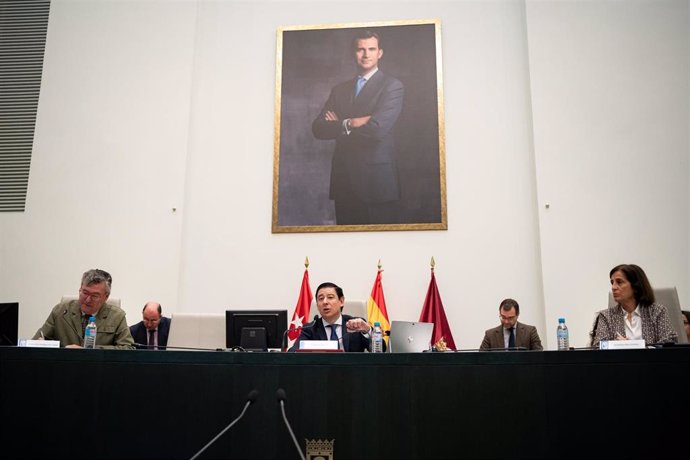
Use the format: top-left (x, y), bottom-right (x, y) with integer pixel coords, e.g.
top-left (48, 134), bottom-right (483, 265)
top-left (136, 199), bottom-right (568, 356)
top-left (480, 298), bottom-right (543, 351)
top-left (312, 30), bottom-right (404, 225)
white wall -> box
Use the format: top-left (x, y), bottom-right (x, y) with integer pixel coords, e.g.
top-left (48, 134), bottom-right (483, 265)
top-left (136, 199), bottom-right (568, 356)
top-left (526, 0), bottom-right (689, 345)
top-left (0, 0), bottom-right (687, 349)
top-left (0, 0), bottom-right (197, 337)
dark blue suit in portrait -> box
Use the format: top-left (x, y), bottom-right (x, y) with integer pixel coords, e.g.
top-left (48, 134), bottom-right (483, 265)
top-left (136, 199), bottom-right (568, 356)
top-left (312, 70), bottom-right (404, 225)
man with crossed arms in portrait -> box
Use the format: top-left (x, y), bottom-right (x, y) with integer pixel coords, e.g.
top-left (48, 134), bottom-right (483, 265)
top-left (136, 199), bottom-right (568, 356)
top-left (312, 30), bottom-right (404, 225)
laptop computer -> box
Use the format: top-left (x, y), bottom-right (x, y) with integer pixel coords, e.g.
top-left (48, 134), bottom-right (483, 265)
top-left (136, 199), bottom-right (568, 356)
top-left (389, 320), bottom-right (434, 353)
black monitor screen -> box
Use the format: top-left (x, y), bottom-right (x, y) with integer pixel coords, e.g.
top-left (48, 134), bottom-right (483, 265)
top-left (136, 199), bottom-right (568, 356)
top-left (0, 303), bottom-right (19, 346)
top-left (226, 309), bottom-right (287, 351)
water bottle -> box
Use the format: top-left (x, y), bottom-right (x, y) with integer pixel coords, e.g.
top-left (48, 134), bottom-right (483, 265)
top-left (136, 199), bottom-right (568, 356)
top-left (84, 316), bottom-right (97, 349)
top-left (557, 317), bottom-right (569, 350)
top-left (371, 322), bottom-right (384, 353)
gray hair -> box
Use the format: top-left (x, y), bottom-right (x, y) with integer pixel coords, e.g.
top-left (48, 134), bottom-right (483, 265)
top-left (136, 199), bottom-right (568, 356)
top-left (81, 269), bottom-right (112, 295)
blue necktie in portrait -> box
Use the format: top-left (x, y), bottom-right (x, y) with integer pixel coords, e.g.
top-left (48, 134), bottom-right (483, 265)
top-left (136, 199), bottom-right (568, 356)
top-left (330, 324), bottom-right (338, 341)
top-left (355, 76), bottom-right (366, 97)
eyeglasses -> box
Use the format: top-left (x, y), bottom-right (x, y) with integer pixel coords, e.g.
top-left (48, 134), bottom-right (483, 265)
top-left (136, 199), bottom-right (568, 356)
top-left (499, 315), bottom-right (517, 321)
top-left (79, 288), bottom-right (104, 302)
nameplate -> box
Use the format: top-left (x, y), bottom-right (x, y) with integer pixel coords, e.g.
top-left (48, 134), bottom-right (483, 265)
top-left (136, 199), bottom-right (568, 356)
top-left (599, 339), bottom-right (645, 350)
top-left (18, 339), bottom-right (60, 348)
top-left (299, 340), bottom-right (339, 351)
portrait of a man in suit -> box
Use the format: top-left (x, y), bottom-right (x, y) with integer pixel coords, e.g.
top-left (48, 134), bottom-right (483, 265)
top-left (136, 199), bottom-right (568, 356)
top-left (311, 30), bottom-right (403, 225)
top-left (273, 20), bottom-right (446, 232)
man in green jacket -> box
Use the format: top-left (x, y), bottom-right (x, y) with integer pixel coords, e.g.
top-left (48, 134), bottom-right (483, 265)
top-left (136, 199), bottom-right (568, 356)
top-left (34, 268), bottom-right (134, 349)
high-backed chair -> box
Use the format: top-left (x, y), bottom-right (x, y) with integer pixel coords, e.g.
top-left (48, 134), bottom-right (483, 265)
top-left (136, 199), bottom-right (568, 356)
top-left (308, 299), bottom-right (368, 323)
top-left (61, 295), bottom-right (121, 308)
top-left (606, 286), bottom-right (687, 344)
top-left (166, 312), bottom-right (226, 350)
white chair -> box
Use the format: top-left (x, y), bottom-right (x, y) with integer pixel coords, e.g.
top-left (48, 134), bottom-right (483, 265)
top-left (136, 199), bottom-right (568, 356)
top-left (166, 312), bottom-right (226, 350)
top-left (606, 286), bottom-right (687, 344)
top-left (61, 295), bottom-right (121, 308)
top-left (308, 299), bottom-right (368, 322)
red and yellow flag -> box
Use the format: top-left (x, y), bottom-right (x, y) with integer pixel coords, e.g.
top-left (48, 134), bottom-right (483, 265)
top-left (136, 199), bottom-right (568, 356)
top-left (367, 263), bottom-right (391, 344)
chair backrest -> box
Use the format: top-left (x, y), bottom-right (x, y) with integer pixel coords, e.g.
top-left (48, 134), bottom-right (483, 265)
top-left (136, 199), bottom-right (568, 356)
top-left (308, 299), bottom-right (368, 323)
top-left (607, 286), bottom-right (687, 344)
top-left (61, 295), bottom-right (121, 308)
top-left (166, 313), bottom-right (226, 350)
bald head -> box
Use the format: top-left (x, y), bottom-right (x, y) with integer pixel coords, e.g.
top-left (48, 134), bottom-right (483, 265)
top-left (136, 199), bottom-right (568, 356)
top-left (142, 302), bottom-right (162, 331)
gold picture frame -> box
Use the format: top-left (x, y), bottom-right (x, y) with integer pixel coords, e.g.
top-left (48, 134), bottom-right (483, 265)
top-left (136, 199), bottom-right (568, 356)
top-left (272, 19), bottom-right (446, 233)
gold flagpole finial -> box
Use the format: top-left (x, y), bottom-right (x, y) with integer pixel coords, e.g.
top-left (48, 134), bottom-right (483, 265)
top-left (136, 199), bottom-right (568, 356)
top-left (377, 259), bottom-right (382, 271)
top-left (430, 256), bottom-right (436, 272)
top-left (304, 257), bottom-right (309, 269)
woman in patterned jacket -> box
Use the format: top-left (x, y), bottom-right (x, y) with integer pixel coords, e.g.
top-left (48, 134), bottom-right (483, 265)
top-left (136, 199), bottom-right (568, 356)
top-left (592, 264), bottom-right (677, 347)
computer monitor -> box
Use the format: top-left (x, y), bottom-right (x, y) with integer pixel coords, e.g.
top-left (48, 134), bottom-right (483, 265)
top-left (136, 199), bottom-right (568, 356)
top-left (0, 303), bottom-right (19, 346)
top-left (225, 309), bottom-right (287, 351)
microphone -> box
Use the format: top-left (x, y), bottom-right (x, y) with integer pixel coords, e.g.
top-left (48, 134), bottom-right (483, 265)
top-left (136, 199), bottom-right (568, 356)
top-left (276, 388), bottom-right (306, 460)
top-left (281, 315), bottom-right (318, 352)
top-left (189, 389), bottom-right (259, 460)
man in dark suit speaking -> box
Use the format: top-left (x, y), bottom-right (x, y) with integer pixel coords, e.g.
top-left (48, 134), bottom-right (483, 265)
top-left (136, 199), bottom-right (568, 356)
top-left (290, 282), bottom-right (377, 352)
top-left (129, 301), bottom-right (171, 350)
top-left (312, 30), bottom-right (404, 225)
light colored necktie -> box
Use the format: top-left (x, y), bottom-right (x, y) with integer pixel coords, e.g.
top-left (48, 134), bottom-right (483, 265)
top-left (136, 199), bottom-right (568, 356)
top-left (355, 76), bottom-right (366, 97)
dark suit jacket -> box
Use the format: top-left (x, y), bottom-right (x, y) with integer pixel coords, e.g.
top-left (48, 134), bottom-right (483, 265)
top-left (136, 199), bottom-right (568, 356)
top-left (289, 314), bottom-right (377, 352)
top-left (312, 69), bottom-right (404, 204)
top-left (130, 316), bottom-right (171, 350)
top-left (479, 321), bottom-right (543, 351)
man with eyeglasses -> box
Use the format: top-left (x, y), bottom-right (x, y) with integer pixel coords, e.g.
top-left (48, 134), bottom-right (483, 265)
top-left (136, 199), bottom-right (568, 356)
top-left (33, 269), bottom-right (134, 349)
top-left (479, 298), bottom-right (543, 351)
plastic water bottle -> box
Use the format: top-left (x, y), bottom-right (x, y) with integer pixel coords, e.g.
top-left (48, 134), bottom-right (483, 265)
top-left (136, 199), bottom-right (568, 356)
top-left (557, 317), bottom-right (569, 350)
top-left (371, 322), bottom-right (384, 353)
top-left (84, 316), bottom-right (97, 349)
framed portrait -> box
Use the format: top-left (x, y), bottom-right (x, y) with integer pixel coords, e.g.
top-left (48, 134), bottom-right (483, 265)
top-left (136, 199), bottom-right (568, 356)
top-left (272, 19), bottom-right (446, 233)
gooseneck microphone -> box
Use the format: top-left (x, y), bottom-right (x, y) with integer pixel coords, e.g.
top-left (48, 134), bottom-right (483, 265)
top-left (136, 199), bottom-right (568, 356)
top-left (281, 315), bottom-right (319, 351)
top-left (189, 389), bottom-right (259, 460)
top-left (276, 388), bottom-right (306, 460)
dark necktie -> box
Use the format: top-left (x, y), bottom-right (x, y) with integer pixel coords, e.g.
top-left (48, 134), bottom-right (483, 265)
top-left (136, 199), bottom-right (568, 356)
top-left (508, 327), bottom-right (516, 348)
top-left (81, 314), bottom-right (90, 337)
top-left (148, 330), bottom-right (156, 349)
top-left (329, 324), bottom-right (338, 341)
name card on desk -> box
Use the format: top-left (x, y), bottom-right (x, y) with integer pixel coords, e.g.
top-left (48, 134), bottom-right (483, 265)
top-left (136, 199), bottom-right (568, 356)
top-left (299, 340), bottom-right (339, 351)
top-left (18, 339), bottom-right (60, 348)
top-left (599, 340), bottom-right (645, 350)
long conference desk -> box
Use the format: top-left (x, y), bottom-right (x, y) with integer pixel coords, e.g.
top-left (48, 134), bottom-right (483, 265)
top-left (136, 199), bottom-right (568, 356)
top-left (1, 346), bottom-right (688, 460)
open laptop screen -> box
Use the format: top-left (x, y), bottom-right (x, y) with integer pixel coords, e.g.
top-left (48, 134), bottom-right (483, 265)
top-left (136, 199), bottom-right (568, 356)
top-left (389, 320), bottom-right (434, 353)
